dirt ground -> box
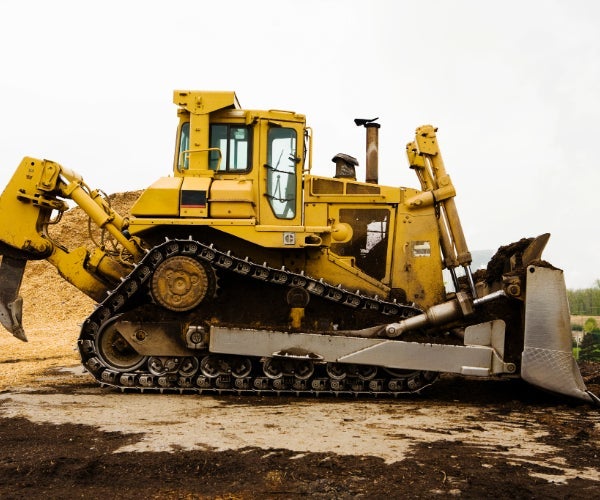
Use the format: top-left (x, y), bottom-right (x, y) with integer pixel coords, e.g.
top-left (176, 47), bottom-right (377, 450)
top-left (1, 363), bottom-right (599, 499)
top-left (0, 196), bottom-right (599, 499)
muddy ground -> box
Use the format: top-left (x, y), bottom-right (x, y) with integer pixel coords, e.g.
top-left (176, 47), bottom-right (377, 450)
top-left (1, 365), bottom-right (599, 499)
top-left (0, 195), bottom-right (599, 498)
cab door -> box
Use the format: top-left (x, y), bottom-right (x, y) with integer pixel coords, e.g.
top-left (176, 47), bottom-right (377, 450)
top-left (258, 119), bottom-right (303, 227)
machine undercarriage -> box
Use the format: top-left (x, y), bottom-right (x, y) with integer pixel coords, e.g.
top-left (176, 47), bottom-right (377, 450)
top-left (77, 236), bottom-right (584, 400)
top-left (80, 237), bottom-right (436, 395)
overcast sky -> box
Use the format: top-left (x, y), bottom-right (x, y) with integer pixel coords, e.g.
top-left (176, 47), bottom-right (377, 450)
top-left (0, 0), bottom-right (598, 289)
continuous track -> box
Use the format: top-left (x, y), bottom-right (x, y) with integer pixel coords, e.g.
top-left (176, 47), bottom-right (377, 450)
top-left (78, 238), bottom-right (438, 396)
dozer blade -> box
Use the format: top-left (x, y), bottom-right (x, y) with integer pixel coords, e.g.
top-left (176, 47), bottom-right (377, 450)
top-left (0, 255), bottom-right (27, 341)
top-left (522, 263), bottom-right (599, 404)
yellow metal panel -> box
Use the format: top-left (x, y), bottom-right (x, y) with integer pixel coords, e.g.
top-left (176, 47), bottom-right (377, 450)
top-left (173, 90), bottom-right (240, 114)
top-left (303, 202), bottom-right (328, 227)
top-left (210, 202), bottom-right (256, 218)
top-left (209, 179), bottom-right (256, 219)
top-left (130, 177), bottom-right (182, 217)
top-left (392, 207), bottom-right (445, 309)
top-left (210, 179), bottom-right (254, 201)
top-left (304, 175), bottom-right (401, 204)
top-left (0, 157), bottom-right (61, 257)
top-left (305, 250), bottom-right (390, 297)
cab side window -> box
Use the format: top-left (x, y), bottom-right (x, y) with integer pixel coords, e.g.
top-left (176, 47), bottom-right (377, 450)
top-left (330, 209), bottom-right (390, 280)
top-left (209, 124), bottom-right (251, 172)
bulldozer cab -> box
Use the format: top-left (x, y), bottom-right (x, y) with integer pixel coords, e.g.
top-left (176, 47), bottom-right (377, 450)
top-left (167, 90), bottom-right (305, 227)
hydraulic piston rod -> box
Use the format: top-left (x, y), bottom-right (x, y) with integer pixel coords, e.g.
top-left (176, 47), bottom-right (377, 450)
top-left (384, 290), bottom-right (506, 338)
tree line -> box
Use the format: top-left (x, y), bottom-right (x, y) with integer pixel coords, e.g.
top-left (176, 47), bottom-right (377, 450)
top-left (567, 280), bottom-right (600, 316)
top-left (568, 281), bottom-right (600, 362)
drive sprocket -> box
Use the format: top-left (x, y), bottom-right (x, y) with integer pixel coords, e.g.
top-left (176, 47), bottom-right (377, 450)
top-left (151, 255), bottom-right (215, 312)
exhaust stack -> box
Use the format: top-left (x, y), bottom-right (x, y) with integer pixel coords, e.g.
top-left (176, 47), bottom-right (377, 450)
top-left (355, 117), bottom-right (380, 184)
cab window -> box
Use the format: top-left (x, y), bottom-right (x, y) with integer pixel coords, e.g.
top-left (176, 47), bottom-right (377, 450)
top-left (209, 124), bottom-right (251, 172)
top-left (266, 127), bottom-right (297, 219)
top-left (330, 208), bottom-right (390, 280)
top-left (178, 122), bottom-right (190, 170)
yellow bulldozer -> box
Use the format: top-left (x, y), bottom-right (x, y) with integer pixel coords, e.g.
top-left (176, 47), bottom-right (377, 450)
top-left (0, 90), bottom-right (596, 402)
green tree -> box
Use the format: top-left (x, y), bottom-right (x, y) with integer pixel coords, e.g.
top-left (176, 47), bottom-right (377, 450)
top-left (579, 331), bottom-right (600, 362)
top-left (584, 317), bottom-right (598, 333)
top-left (567, 280), bottom-right (600, 315)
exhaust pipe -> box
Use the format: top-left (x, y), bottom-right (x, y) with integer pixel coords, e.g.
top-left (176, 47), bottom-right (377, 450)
top-left (354, 118), bottom-right (380, 184)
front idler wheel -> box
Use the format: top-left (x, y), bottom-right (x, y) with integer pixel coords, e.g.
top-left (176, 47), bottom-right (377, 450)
top-left (95, 317), bottom-right (147, 372)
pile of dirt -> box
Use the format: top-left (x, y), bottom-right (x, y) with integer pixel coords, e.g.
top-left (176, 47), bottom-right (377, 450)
top-left (484, 236), bottom-right (534, 284)
top-left (579, 361), bottom-right (600, 390)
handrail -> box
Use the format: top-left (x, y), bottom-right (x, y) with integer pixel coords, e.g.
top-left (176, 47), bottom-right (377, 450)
top-left (179, 148), bottom-right (222, 171)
